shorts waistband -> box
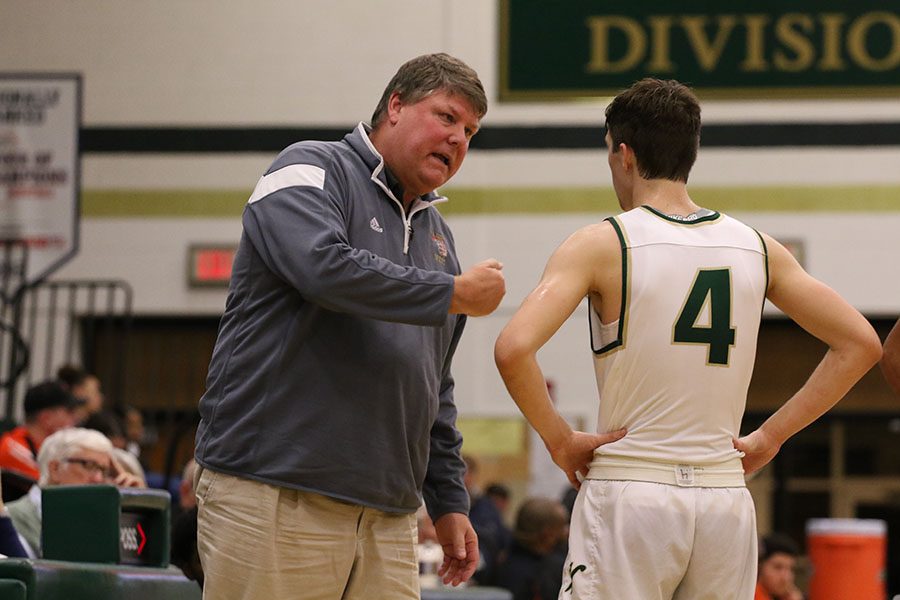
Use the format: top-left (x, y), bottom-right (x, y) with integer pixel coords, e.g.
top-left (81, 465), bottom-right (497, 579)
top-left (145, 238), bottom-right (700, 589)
top-left (586, 455), bottom-right (746, 488)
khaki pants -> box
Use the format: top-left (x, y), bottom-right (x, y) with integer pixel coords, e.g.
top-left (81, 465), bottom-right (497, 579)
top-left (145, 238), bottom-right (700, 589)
top-left (196, 467), bottom-right (420, 600)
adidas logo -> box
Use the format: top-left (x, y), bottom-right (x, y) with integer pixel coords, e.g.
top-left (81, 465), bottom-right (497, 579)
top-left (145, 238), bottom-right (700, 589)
top-left (370, 217), bottom-right (384, 233)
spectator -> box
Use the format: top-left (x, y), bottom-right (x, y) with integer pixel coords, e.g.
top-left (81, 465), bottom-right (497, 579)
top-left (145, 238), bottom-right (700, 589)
top-left (416, 505), bottom-right (444, 589)
top-left (179, 458), bottom-right (197, 511)
top-left (171, 506), bottom-right (203, 589)
top-left (0, 381), bottom-right (80, 499)
top-left (111, 447), bottom-right (146, 487)
top-left (0, 469), bottom-right (27, 558)
top-left (82, 410), bottom-right (127, 449)
top-left (494, 497), bottom-right (569, 600)
top-left (5, 427), bottom-right (142, 557)
top-left (756, 533), bottom-right (803, 600)
top-left (484, 483), bottom-right (512, 518)
top-left (537, 487), bottom-right (578, 600)
top-left (537, 542), bottom-right (569, 600)
top-left (464, 455), bottom-right (511, 584)
top-left (57, 365), bottom-right (104, 424)
top-left (168, 459), bottom-right (201, 586)
top-left (170, 458), bottom-right (197, 527)
top-left (120, 406), bottom-right (145, 459)
top-left (80, 411), bottom-right (147, 485)
top-left (417, 504), bottom-right (439, 544)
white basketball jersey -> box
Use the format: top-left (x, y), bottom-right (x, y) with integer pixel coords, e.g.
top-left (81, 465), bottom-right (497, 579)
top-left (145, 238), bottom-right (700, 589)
top-left (591, 206), bottom-right (768, 465)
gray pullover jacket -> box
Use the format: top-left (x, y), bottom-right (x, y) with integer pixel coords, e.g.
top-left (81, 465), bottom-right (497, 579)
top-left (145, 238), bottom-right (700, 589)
top-left (196, 124), bottom-right (469, 518)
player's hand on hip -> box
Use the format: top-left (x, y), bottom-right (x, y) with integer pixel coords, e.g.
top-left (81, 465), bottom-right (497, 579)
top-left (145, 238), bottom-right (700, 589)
top-left (733, 429), bottom-right (781, 476)
top-left (550, 428), bottom-right (626, 490)
top-left (450, 259), bottom-right (506, 316)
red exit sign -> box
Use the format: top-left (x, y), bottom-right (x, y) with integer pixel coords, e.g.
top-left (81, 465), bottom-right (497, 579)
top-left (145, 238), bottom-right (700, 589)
top-left (188, 245), bottom-right (237, 287)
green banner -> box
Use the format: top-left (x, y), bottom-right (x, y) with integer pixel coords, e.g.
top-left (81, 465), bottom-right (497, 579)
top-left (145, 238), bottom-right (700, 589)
top-left (500, 0), bottom-right (900, 99)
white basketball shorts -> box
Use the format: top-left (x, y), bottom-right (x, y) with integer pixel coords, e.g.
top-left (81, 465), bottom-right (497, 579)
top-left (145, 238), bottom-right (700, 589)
top-left (560, 479), bottom-right (757, 600)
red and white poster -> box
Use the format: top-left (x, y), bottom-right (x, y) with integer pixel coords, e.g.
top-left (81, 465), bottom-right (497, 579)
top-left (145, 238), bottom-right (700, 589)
top-left (0, 74), bottom-right (80, 286)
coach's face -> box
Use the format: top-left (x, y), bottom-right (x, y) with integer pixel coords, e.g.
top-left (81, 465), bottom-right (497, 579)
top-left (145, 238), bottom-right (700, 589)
top-left (381, 89), bottom-right (479, 201)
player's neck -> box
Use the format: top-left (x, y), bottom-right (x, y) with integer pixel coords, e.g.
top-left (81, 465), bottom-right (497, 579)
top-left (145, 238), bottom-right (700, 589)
top-left (630, 177), bottom-right (698, 216)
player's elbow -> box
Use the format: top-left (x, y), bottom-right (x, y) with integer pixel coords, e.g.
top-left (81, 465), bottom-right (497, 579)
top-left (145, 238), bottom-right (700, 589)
top-left (853, 325), bottom-right (883, 372)
top-left (494, 330), bottom-right (531, 376)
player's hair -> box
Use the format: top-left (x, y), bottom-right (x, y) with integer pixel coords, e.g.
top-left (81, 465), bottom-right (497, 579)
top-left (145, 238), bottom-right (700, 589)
top-left (371, 53), bottom-right (487, 127)
top-left (605, 78), bottom-right (701, 183)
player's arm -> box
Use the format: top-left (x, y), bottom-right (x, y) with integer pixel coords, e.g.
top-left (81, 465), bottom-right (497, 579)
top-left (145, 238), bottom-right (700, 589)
top-left (881, 318), bottom-right (900, 396)
top-left (735, 234), bottom-right (882, 474)
top-left (495, 223), bottom-right (625, 488)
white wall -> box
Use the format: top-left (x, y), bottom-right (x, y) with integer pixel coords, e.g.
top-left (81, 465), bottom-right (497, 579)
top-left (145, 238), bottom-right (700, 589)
top-left (5, 0), bottom-right (900, 125)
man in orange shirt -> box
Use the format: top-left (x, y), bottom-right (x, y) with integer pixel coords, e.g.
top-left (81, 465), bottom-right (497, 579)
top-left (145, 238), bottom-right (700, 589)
top-left (0, 381), bottom-right (79, 496)
top-left (755, 533), bottom-right (803, 600)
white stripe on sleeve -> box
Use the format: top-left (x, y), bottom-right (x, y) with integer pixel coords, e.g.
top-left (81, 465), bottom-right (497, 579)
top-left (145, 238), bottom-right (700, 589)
top-left (248, 163), bottom-right (326, 204)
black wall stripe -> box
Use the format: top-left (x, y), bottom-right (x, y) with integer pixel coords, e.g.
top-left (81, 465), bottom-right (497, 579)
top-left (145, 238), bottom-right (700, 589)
top-left (80, 122), bottom-right (900, 153)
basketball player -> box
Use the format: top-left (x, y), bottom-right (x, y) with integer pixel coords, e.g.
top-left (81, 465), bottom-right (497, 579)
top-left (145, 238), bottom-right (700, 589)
top-left (494, 78), bottom-right (882, 599)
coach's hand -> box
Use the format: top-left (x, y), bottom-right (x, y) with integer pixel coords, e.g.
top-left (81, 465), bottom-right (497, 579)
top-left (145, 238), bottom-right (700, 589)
top-left (434, 512), bottom-right (479, 586)
top-left (450, 259), bottom-right (505, 316)
top-left (549, 428), bottom-right (627, 490)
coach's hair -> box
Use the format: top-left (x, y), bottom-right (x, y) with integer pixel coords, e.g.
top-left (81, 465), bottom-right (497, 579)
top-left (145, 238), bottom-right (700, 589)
top-left (370, 53), bottom-right (487, 128)
top-left (605, 78), bottom-right (701, 183)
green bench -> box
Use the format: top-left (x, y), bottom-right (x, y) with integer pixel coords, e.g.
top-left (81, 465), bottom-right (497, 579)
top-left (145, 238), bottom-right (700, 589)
top-left (0, 558), bottom-right (199, 600)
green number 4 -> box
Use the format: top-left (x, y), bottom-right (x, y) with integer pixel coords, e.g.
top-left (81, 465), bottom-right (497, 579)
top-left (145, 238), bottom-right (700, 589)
top-left (673, 269), bottom-right (735, 366)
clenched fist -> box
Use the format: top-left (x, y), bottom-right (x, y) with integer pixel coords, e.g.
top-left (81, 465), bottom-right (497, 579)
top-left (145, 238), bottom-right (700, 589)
top-left (450, 259), bottom-right (505, 316)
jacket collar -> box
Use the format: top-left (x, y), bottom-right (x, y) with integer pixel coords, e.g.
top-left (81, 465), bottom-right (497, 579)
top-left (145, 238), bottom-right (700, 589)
top-left (345, 123), bottom-right (447, 208)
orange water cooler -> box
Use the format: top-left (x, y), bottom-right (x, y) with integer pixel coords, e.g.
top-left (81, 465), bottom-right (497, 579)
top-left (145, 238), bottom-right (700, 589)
top-left (806, 518), bottom-right (887, 600)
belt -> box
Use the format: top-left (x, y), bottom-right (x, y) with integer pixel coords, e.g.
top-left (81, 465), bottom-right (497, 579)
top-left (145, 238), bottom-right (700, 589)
top-left (586, 455), bottom-right (746, 488)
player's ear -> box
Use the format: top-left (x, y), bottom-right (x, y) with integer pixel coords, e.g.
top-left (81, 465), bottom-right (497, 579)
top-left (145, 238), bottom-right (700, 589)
top-left (620, 143), bottom-right (637, 173)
